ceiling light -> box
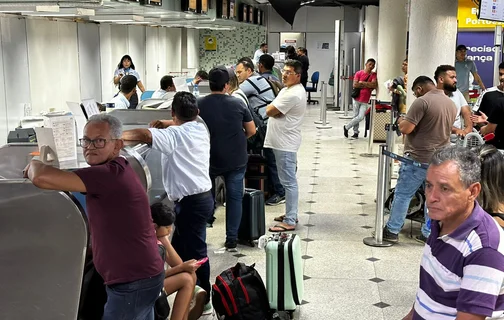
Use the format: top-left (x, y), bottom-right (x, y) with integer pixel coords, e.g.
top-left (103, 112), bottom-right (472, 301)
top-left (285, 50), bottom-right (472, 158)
top-left (300, 0), bottom-right (316, 5)
top-left (92, 15), bottom-right (144, 22)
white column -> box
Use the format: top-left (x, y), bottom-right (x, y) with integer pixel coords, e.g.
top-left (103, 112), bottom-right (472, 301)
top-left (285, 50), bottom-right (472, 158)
top-left (376, 0), bottom-right (408, 101)
top-left (364, 5), bottom-right (379, 66)
top-left (407, 0), bottom-right (458, 108)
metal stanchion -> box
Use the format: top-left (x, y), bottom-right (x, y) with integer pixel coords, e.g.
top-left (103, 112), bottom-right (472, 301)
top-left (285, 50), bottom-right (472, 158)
top-left (384, 110), bottom-right (397, 198)
top-left (315, 81), bottom-right (330, 125)
top-left (363, 144), bottom-right (394, 247)
top-left (335, 76), bottom-right (346, 114)
top-left (360, 99), bottom-right (378, 158)
top-left (315, 82), bottom-right (332, 129)
top-left (339, 65), bottom-right (353, 120)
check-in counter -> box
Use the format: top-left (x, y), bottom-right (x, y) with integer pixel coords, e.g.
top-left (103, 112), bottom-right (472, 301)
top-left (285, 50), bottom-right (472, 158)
top-left (0, 144), bottom-right (152, 320)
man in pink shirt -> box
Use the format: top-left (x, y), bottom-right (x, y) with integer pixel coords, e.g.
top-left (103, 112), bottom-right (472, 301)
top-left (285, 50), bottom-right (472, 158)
top-left (343, 58), bottom-right (378, 138)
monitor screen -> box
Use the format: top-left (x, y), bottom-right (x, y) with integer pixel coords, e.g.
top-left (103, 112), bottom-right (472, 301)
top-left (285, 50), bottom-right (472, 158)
top-left (479, 0), bottom-right (504, 22)
top-left (249, 6), bottom-right (254, 23)
top-left (229, 0), bottom-right (235, 19)
top-left (188, 0), bottom-right (197, 12)
top-left (221, 0), bottom-right (228, 18)
top-left (241, 4), bottom-right (248, 22)
top-left (200, 0), bottom-right (208, 14)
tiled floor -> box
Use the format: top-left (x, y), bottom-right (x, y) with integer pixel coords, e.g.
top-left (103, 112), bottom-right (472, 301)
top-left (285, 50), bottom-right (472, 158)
top-left (202, 105), bottom-right (425, 320)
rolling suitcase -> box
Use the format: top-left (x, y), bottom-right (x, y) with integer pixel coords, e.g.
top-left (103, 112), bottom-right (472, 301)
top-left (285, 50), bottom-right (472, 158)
top-left (265, 233), bottom-right (304, 312)
top-left (238, 188), bottom-right (266, 246)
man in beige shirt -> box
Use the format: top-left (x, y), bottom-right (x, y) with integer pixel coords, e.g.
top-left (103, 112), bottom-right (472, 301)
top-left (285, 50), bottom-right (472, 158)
top-left (382, 76), bottom-right (457, 244)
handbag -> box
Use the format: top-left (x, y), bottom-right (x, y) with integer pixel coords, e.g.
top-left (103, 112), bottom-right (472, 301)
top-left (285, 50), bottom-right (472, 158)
top-left (351, 73), bottom-right (372, 99)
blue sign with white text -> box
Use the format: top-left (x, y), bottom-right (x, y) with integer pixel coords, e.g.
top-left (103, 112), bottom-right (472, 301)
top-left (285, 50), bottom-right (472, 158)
top-left (457, 31), bottom-right (497, 88)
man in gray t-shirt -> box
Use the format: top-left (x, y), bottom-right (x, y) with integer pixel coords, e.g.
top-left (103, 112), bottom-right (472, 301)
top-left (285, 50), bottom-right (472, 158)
top-left (455, 44), bottom-right (486, 101)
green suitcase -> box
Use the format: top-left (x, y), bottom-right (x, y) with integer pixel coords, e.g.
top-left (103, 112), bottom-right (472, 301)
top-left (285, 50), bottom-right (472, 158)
top-left (265, 233), bottom-right (304, 311)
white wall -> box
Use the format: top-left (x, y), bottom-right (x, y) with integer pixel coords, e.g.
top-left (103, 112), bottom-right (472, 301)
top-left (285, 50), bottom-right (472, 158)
top-left (267, 6), bottom-right (344, 33)
top-left (0, 17), bottom-right (31, 145)
top-left (78, 23), bottom-right (101, 101)
top-left (0, 16), bottom-right (189, 145)
top-left (26, 19), bottom-right (81, 116)
top-left (305, 33), bottom-right (334, 98)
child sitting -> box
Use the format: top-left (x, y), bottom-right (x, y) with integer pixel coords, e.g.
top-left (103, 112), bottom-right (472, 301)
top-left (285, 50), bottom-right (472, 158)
top-left (151, 203), bottom-right (207, 320)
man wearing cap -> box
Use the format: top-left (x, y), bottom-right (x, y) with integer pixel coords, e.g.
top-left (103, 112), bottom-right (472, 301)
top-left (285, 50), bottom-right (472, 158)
top-left (197, 66), bottom-right (256, 250)
top-left (455, 44), bottom-right (486, 101)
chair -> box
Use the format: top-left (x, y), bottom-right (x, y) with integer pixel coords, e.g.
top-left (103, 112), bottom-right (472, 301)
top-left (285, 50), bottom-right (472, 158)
top-left (305, 71), bottom-right (320, 104)
top-left (140, 90), bottom-right (154, 100)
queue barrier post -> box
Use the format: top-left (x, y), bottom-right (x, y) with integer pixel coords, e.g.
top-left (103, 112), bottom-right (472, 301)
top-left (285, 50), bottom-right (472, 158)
top-left (315, 82), bottom-right (332, 129)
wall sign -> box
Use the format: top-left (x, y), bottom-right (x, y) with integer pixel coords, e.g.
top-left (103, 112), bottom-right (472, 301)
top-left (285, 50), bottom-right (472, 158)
top-left (458, 0), bottom-right (504, 29)
top-left (204, 36), bottom-right (217, 51)
top-left (457, 31), bottom-right (497, 88)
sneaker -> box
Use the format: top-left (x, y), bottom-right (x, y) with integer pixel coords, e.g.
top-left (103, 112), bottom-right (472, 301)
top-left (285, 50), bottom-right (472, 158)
top-left (343, 126), bottom-right (349, 138)
top-left (189, 286), bottom-right (207, 320)
top-left (415, 234), bottom-right (428, 244)
top-left (225, 240), bottom-right (237, 250)
top-left (202, 300), bottom-right (213, 315)
top-left (266, 194), bottom-right (286, 206)
top-left (351, 133), bottom-right (358, 139)
top-left (382, 227), bottom-right (399, 243)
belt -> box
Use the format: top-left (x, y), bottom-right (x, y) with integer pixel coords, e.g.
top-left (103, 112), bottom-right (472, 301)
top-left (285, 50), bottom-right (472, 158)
top-left (175, 190), bottom-right (212, 203)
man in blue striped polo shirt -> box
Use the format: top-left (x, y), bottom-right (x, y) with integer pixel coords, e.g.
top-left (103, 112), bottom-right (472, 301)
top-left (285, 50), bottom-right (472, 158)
top-left (403, 146), bottom-right (504, 320)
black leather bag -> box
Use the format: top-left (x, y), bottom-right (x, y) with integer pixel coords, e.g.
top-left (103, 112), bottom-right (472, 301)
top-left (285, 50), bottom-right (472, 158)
top-left (351, 73), bottom-right (372, 99)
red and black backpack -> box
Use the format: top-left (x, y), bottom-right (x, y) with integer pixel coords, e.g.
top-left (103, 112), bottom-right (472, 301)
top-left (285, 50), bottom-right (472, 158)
top-left (212, 262), bottom-right (270, 320)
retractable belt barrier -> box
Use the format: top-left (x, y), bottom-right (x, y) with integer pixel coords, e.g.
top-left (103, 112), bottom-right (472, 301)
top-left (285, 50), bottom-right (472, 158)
top-left (363, 144), bottom-right (428, 247)
top-left (381, 150), bottom-right (429, 170)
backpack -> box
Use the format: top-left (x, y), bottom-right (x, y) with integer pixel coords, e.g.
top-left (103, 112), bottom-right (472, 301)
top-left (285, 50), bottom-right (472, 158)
top-left (212, 262), bottom-right (270, 320)
top-left (384, 187), bottom-right (425, 219)
top-left (244, 77), bottom-right (282, 152)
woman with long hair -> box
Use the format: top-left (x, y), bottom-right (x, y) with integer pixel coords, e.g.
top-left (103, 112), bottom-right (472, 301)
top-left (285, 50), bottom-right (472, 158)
top-left (476, 145), bottom-right (504, 227)
top-left (227, 68), bottom-right (249, 107)
top-left (113, 55), bottom-right (145, 109)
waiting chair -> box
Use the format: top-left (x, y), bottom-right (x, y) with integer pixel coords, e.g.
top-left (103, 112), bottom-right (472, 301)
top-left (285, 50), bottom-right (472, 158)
top-left (140, 90), bottom-right (155, 100)
top-left (305, 71), bottom-right (320, 104)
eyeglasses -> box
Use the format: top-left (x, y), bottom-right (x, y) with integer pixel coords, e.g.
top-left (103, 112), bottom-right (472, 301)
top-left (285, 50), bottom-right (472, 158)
top-left (412, 86), bottom-right (421, 97)
top-left (79, 138), bottom-right (116, 149)
top-left (281, 70), bottom-right (298, 76)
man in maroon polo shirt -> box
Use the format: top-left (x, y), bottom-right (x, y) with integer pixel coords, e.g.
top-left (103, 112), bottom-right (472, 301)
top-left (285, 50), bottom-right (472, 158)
top-left (24, 114), bottom-right (164, 320)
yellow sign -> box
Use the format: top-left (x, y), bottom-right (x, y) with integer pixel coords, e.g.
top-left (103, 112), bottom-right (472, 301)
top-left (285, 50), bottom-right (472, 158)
top-left (458, 0), bottom-right (504, 29)
top-left (204, 36), bottom-right (217, 51)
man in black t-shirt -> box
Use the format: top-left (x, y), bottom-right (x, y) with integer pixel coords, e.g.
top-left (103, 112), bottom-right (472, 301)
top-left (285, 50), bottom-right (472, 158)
top-left (481, 98), bottom-right (504, 149)
top-left (198, 66), bottom-right (256, 250)
top-left (473, 62), bottom-right (504, 118)
top-left (297, 47), bottom-right (310, 88)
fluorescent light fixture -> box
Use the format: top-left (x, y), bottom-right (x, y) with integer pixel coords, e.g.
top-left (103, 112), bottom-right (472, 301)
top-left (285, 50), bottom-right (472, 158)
top-left (300, 0), bottom-right (315, 5)
top-left (0, 5), bottom-right (59, 13)
top-left (22, 8), bottom-right (95, 17)
top-left (92, 15), bottom-right (144, 22)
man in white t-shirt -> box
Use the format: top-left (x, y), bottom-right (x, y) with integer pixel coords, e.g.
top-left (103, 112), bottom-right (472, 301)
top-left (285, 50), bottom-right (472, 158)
top-left (264, 59), bottom-right (307, 232)
top-left (109, 75), bottom-right (137, 109)
top-left (253, 43), bottom-right (268, 65)
top-left (152, 75), bottom-right (176, 99)
top-left (434, 65), bottom-right (473, 142)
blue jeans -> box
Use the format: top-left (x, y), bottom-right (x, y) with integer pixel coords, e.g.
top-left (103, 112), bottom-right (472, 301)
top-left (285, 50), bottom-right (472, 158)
top-left (102, 272), bottom-right (164, 320)
top-left (386, 161), bottom-right (430, 237)
top-left (211, 166), bottom-right (246, 242)
top-left (263, 148), bottom-right (285, 197)
top-left (345, 99), bottom-right (368, 135)
top-left (173, 191), bottom-right (214, 303)
top-left (273, 149), bottom-right (298, 226)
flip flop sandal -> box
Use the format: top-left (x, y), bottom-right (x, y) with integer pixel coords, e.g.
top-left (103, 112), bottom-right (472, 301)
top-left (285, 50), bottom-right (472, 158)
top-left (268, 224), bottom-right (296, 232)
top-left (273, 215), bottom-right (299, 223)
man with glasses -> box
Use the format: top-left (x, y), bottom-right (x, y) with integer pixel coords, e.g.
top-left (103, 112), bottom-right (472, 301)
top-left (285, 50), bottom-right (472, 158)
top-left (382, 76), bottom-right (456, 244)
top-left (236, 58), bottom-right (287, 207)
top-left (266, 60), bottom-right (307, 232)
top-left (24, 114), bottom-right (164, 319)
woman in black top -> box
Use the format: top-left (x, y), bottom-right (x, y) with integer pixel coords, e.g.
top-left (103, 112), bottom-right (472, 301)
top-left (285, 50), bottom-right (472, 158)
top-left (477, 145), bottom-right (504, 227)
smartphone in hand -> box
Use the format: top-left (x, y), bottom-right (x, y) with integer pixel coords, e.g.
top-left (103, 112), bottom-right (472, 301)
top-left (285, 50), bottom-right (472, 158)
top-left (196, 257), bottom-right (208, 265)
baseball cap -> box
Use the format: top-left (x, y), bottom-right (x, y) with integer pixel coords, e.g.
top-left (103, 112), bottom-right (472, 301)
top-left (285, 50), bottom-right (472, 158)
top-left (456, 44), bottom-right (468, 51)
top-left (209, 66), bottom-right (230, 88)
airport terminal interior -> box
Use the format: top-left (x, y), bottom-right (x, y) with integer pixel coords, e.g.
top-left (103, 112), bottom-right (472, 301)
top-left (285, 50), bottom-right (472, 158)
top-left (1, 0), bottom-right (503, 319)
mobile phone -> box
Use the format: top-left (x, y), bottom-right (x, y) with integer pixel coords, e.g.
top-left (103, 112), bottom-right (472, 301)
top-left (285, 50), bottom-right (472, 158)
top-left (196, 257), bottom-right (208, 265)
